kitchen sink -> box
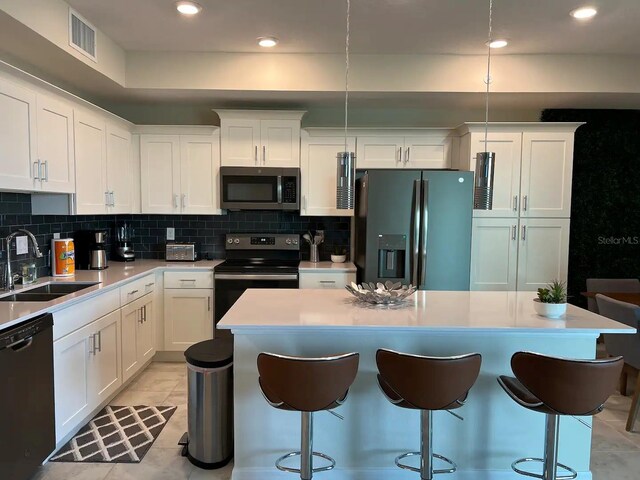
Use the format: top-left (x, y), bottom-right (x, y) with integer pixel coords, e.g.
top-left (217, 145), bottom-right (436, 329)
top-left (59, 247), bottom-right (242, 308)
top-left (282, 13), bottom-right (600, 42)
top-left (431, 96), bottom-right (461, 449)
top-left (0, 293), bottom-right (66, 302)
top-left (24, 282), bottom-right (99, 295)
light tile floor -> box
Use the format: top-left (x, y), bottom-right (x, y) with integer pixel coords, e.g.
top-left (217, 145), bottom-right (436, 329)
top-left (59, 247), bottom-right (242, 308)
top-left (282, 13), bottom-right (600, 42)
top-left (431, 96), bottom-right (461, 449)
top-left (34, 362), bottom-right (640, 479)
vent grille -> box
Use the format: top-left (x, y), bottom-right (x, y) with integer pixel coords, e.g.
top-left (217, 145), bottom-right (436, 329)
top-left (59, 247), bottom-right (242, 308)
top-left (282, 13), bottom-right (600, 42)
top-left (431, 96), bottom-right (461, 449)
top-left (69, 9), bottom-right (97, 61)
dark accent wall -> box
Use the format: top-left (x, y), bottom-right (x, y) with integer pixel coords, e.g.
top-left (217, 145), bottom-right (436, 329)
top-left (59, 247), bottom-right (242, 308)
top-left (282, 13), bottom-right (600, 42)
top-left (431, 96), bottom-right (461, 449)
top-left (541, 109), bottom-right (640, 307)
top-left (0, 193), bottom-right (350, 278)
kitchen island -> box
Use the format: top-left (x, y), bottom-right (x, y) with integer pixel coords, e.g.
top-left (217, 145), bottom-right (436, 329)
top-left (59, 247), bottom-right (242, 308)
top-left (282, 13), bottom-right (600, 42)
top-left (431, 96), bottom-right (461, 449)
top-left (218, 289), bottom-right (634, 480)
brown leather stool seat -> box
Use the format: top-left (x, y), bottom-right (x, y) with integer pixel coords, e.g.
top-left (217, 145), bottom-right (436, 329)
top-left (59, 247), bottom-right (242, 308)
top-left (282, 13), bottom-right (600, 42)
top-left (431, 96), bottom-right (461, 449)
top-left (498, 352), bottom-right (623, 480)
top-left (257, 352), bottom-right (359, 480)
top-left (376, 349), bottom-right (482, 480)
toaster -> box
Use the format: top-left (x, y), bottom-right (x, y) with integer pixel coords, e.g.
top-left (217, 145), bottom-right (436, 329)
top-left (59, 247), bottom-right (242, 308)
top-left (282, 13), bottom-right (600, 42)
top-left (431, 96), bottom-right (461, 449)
top-left (165, 242), bottom-right (200, 262)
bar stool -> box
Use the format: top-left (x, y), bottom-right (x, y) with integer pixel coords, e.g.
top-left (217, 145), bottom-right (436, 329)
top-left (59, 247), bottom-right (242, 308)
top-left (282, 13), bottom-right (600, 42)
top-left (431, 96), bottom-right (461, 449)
top-left (376, 349), bottom-right (482, 480)
top-left (257, 352), bottom-right (359, 480)
top-left (498, 352), bottom-right (623, 480)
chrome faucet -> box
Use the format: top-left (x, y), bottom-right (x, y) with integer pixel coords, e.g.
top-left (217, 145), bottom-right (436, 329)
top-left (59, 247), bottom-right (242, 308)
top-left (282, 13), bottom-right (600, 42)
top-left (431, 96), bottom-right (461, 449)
top-left (4, 229), bottom-right (44, 291)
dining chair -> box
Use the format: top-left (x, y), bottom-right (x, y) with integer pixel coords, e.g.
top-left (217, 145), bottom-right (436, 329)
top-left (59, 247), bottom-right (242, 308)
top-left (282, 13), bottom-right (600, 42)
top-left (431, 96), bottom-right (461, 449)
top-left (597, 294), bottom-right (640, 431)
top-left (586, 278), bottom-right (640, 313)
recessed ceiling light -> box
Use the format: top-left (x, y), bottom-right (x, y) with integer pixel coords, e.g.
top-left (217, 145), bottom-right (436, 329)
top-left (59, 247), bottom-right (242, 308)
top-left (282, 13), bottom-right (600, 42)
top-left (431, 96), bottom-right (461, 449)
top-left (487, 39), bottom-right (508, 49)
top-left (258, 37), bottom-right (278, 48)
top-left (570, 6), bottom-right (598, 20)
top-left (176, 1), bottom-right (202, 16)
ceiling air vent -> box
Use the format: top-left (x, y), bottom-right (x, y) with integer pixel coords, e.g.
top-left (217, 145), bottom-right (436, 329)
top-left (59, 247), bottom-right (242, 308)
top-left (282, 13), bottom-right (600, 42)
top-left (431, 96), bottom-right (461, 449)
top-left (69, 9), bottom-right (97, 61)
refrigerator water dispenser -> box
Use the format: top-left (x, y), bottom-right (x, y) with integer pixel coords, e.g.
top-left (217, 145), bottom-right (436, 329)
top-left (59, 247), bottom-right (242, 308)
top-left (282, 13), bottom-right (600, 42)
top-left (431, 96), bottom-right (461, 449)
top-left (377, 234), bottom-right (406, 279)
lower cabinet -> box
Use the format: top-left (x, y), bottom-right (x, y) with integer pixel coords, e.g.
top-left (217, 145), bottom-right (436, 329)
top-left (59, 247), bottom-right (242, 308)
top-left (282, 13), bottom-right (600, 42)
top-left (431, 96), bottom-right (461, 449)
top-left (299, 271), bottom-right (356, 289)
top-left (164, 288), bottom-right (213, 351)
top-left (121, 292), bottom-right (156, 383)
top-left (470, 218), bottom-right (570, 291)
top-left (53, 309), bottom-right (122, 442)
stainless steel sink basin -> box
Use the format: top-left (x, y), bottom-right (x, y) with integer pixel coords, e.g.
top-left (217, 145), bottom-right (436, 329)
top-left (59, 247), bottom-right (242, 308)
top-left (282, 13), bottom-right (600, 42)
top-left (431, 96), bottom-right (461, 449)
top-left (0, 293), bottom-right (66, 302)
top-left (25, 282), bottom-right (99, 295)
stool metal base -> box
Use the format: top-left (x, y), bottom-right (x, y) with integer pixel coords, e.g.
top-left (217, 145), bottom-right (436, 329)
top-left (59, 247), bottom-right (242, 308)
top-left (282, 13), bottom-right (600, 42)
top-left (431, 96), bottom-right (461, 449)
top-left (395, 451), bottom-right (457, 475)
top-left (512, 458), bottom-right (577, 480)
top-left (276, 451), bottom-right (336, 474)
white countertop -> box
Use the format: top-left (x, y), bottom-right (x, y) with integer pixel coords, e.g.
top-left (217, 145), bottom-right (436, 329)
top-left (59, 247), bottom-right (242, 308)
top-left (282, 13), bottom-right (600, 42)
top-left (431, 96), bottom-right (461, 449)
top-left (0, 259), bottom-right (222, 330)
top-left (218, 289), bottom-right (634, 334)
top-left (298, 261), bottom-right (356, 272)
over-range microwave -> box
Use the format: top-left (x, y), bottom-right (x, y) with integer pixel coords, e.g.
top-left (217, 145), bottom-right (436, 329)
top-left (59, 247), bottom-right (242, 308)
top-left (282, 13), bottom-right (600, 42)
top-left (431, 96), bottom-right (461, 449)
top-left (220, 166), bottom-right (300, 211)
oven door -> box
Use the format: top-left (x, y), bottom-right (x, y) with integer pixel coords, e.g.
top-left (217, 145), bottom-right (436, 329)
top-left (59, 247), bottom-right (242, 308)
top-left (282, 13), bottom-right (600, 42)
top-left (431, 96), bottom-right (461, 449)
top-left (214, 273), bottom-right (299, 325)
top-left (220, 167), bottom-right (299, 210)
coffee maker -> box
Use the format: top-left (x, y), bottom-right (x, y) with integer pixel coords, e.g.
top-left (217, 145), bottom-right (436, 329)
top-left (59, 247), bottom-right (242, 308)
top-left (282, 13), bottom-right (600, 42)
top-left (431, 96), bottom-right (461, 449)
top-left (74, 230), bottom-right (108, 270)
top-left (114, 223), bottom-right (135, 262)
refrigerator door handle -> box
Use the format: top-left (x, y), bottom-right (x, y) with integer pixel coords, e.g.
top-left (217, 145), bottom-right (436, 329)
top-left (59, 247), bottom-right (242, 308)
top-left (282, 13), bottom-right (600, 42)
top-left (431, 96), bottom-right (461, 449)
top-left (419, 179), bottom-right (429, 287)
top-left (410, 179), bottom-right (421, 286)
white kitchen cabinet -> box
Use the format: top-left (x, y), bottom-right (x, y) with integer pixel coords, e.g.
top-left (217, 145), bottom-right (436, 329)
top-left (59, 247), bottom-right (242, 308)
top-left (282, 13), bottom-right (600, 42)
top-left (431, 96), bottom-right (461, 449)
top-left (53, 309), bottom-right (122, 442)
top-left (140, 132), bottom-right (221, 215)
top-left (217, 110), bottom-right (305, 167)
top-left (0, 77), bottom-right (37, 191)
top-left (356, 136), bottom-right (405, 169)
top-left (520, 132), bottom-right (574, 218)
top-left (74, 111), bottom-right (108, 214)
top-left (516, 218), bottom-right (570, 291)
top-left (300, 132), bottom-right (356, 216)
top-left (35, 94), bottom-right (75, 193)
top-left (470, 218), bottom-right (518, 291)
top-left (121, 292), bottom-right (155, 382)
top-left (356, 133), bottom-right (452, 170)
top-left (299, 271), bottom-right (356, 289)
top-left (164, 274), bottom-right (213, 351)
top-left (106, 124), bottom-right (133, 213)
top-left (403, 136), bottom-right (452, 169)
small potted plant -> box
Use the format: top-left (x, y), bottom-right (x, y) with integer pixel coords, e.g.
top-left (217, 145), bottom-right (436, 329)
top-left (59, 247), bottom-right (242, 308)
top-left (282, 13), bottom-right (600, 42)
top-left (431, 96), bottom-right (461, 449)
top-left (533, 280), bottom-right (568, 319)
top-left (331, 247), bottom-right (347, 264)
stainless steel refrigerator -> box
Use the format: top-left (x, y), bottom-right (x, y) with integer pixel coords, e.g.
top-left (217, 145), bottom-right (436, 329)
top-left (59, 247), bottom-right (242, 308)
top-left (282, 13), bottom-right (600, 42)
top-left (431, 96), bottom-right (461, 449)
top-left (354, 169), bottom-right (473, 290)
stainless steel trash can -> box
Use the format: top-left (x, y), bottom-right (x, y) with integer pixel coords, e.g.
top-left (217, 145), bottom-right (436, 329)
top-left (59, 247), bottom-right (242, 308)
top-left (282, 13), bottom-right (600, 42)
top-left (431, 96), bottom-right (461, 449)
top-left (182, 338), bottom-right (233, 469)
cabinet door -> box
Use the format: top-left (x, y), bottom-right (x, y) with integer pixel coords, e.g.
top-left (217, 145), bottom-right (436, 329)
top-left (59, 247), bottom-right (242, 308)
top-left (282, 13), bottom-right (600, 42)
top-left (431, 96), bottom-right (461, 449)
top-left (356, 136), bottom-right (404, 169)
top-left (89, 310), bottom-right (122, 405)
top-left (138, 295), bottom-right (156, 363)
top-left (164, 289), bottom-right (213, 351)
top-left (300, 133), bottom-right (356, 216)
top-left (470, 218), bottom-right (518, 291)
top-left (74, 112), bottom-right (108, 214)
top-left (520, 132), bottom-right (574, 218)
top-left (140, 135), bottom-right (181, 214)
top-left (53, 322), bottom-right (94, 442)
top-left (516, 218), bottom-right (570, 291)
top-left (0, 78), bottom-right (37, 191)
top-left (220, 119), bottom-right (260, 166)
top-left (404, 136), bottom-right (450, 169)
top-left (36, 95), bottom-right (75, 193)
top-left (120, 302), bottom-right (140, 383)
top-left (470, 132), bottom-right (522, 218)
top-left (106, 124), bottom-right (133, 214)
top-left (180, 134), bottom-right (221, 214)
top-left (260, 119), bottom-right (300, 167)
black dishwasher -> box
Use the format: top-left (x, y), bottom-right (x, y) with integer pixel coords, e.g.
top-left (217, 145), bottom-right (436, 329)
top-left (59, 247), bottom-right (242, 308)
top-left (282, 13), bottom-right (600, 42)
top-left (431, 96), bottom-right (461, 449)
top-left (0, 313), bottom-right (55, 480)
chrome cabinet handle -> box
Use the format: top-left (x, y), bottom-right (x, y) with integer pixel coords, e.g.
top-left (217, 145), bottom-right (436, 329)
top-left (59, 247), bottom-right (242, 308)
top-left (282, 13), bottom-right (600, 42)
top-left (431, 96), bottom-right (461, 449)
top-left (397, 147), bottom-right (402, 163)
top-left (96, 331), bottom-right (102, 353)
top-left (262, 145), bottom-right (266, 164)
top-left (180, 279), bottom-right (196, 282)
top-left (143, 305), bottom-right (147, 323)
top-left (182, 194), bottom-right (187, 209)
top-left (319, 280), bottom-right (336, 284)
top-left (128, 289), bottom-right (139, 295)
top-left (33, 161), bottom-right (40, 181)
top-left (254, 145), bottom-right (258, 165)
top-left (105, 191), bottom-right (110, 206)
top-left (521, 225), bottom-right (527, 241)
top-left (207, 296), bottom-right (211, 311)
top-left (513, 196), bottom-right (518, 212)
top-left (302, 195), bottom-right (307, 211)
top-left (406, 147), bottom-right (411, 164)
top-left (145, 282), bottom-right (155, 288)
top-left (88, 334), bottom-right (95, 355)
top-left (523, 195), bottom-right (528, 212)
top-left (43, 160), bottom-right (49, 182)
top-left (138, 308), bottom-right (143, 324)
top-left (512, 225), bottom-right (517, 241)
top-left (110, 191), bottom-right (115, 207)
top-left (173, 194), bottom-right (179, 208)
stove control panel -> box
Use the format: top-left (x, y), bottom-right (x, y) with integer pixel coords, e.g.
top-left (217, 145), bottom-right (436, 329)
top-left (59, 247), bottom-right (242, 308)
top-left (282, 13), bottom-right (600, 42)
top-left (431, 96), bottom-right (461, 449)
top-left (225, 234), bottom-right (300, 251)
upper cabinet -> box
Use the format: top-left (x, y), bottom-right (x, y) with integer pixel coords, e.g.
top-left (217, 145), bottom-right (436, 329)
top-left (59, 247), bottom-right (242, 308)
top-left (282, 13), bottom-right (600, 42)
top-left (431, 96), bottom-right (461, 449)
top-left (216, 110), bottom-right (305, 167)
top-left (139, 127), bottom-right (221, 215)
top-left (456, 123), bottom-right (582, 218)
top-left (300, 131), bottom-right (356, 216)
top-left (356, 131), bottom-right (453, 170)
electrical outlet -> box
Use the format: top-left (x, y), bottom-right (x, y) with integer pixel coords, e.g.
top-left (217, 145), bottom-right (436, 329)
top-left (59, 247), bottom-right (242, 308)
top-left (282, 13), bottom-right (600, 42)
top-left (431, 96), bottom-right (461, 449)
top-left (53, 232), bottom-right (61, 239)
top-left (16, 236), bottom-right (29, 255)
top-left (166, 228), bottom-right (175, 241)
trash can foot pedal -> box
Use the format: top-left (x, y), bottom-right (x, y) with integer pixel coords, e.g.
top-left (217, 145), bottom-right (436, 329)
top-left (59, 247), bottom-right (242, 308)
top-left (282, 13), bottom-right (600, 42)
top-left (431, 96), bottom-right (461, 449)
top-left (178, 432), bottom-right (189, 457)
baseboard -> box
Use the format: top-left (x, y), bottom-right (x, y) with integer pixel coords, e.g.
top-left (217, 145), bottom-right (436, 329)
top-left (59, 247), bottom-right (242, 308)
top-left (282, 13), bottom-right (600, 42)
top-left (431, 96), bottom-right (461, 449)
top-left (231, 467), bottom-right (592, 480)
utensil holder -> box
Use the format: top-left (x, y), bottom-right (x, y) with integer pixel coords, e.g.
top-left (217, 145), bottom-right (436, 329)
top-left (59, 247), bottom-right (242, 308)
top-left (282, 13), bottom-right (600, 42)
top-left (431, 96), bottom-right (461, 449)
top-left (310, 244), bottom-right (320, 263)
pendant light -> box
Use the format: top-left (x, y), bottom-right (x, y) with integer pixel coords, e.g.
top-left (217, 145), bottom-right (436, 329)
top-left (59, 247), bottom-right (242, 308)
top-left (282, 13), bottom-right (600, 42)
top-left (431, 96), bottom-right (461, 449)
top-left (474, 0), bottom-right (496, 210)
top-left (336, 0), bottom-right (356, 210)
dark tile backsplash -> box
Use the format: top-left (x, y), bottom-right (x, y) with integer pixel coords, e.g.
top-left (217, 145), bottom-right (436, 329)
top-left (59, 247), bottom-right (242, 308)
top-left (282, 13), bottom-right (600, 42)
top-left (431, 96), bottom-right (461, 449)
top-left (0, 193), bottom-right (351, 278)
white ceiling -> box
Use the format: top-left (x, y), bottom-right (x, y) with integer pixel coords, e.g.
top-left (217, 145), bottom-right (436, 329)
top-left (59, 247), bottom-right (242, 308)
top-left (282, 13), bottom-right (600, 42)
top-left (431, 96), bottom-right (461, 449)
top-left (65, 0), bottom-right (640, 55)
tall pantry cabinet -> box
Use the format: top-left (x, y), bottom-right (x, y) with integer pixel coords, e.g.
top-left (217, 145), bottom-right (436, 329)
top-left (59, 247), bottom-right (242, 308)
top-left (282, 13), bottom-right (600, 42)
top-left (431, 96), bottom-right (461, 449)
top-left (457, 123), bottom-right (582, 291)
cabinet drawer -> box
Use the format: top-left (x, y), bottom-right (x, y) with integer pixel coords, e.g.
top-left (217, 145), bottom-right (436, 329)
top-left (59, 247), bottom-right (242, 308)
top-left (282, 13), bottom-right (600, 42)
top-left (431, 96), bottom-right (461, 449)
top-left (53, 287), bottom-right (120, 340)
top-left (120, 273), bottom-right (156, 305)
top-left (164, 271), bottom-right (214, 289)
top-left (299, 272), bottom-right (355, 289)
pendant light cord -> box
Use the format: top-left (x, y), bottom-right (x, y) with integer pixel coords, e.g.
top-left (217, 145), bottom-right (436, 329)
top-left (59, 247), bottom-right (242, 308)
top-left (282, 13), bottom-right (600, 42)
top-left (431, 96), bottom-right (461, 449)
top-left (344, 0), bottom-right (350, 152)
top-left (484, 0), bottom-right (493, 151)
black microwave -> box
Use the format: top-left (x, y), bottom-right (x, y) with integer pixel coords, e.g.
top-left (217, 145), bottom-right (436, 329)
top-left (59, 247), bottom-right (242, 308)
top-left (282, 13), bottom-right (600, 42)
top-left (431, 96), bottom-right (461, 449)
top-left (220, 167), bottom-right (300, 211)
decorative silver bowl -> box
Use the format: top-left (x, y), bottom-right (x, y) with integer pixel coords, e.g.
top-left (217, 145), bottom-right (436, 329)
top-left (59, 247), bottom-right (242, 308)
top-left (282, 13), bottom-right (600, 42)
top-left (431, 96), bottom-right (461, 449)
top-left (345, 281), bottom-right (417, 305)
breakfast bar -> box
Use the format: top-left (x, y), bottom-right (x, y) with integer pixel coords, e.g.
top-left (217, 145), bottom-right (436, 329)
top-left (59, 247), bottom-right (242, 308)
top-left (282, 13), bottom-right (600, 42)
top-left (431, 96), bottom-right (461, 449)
top-left (218, 289), bottom-right (634, 480)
